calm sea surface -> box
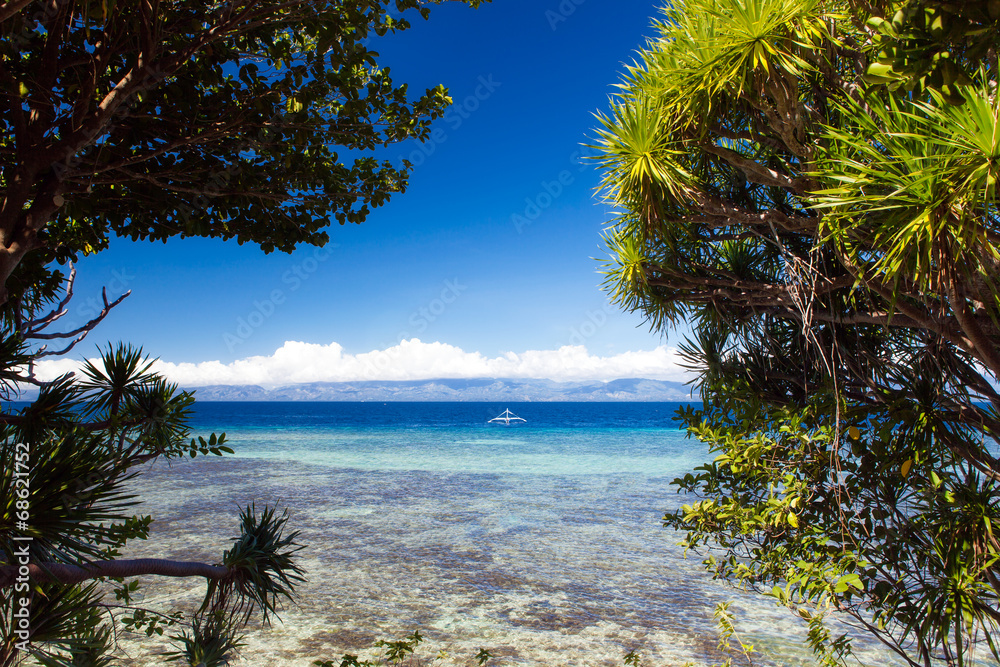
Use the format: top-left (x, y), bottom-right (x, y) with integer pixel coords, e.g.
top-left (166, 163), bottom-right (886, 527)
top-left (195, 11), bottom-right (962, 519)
top-left (118, 402), bottom-right (898, 666)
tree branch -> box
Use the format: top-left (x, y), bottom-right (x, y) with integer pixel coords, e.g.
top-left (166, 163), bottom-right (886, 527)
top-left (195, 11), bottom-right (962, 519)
top-left (947, 260), bottom-right (1000, 379)
top-left (0, 0), bottom-right (38, 24)
top-left (22, 263), bottom-right (77, 332)
top-left (30, 286), bottom-right (130, 353)
top-left (0, 559), bottom-right (230, 589)
top-left (699, 142), bottom-right (808, 193)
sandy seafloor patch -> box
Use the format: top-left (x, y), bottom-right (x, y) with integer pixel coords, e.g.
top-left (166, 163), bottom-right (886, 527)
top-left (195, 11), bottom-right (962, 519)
top-left (107, 453), bottom-right (902, 667)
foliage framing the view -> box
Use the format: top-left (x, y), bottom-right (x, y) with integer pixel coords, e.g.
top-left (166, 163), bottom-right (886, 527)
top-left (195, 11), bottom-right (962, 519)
top-left (0, 0), bottom-right (485, 304)
top-left (594, 0), bottom-right (1000, 665)
top-left (1, 0), bottom-right (488, 664)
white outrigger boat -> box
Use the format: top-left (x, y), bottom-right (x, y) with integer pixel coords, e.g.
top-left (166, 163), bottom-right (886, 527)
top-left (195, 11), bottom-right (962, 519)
top-left (488, 409), bottom-right (526, 425)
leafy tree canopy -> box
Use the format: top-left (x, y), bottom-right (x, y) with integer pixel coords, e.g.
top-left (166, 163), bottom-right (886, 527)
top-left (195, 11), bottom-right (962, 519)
top-left (594, 0), bottom-right (1000, 664)
top-left (0, 0), bottom-right (485, 303)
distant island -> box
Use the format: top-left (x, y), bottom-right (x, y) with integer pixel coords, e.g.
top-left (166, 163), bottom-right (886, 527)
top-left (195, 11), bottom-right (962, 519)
top-left (184, 377), bottom-right (695, 402)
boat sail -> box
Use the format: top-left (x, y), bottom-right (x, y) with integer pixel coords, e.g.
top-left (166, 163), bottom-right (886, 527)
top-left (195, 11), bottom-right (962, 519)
top-left (488, 409), bottom-right (526, 425)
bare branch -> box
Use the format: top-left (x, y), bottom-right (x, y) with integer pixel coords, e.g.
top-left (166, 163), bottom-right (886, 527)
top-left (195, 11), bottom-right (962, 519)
top-left (30, 286), bottom-right (130, 344)
top-left (21, 264), bottom-right (77, 333)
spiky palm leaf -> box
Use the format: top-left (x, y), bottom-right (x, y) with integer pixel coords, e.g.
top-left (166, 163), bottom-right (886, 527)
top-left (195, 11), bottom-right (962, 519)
top-left (2, 344), bottom-right (302, 666)
top-left (592, 0), bottom-right (1000, 664)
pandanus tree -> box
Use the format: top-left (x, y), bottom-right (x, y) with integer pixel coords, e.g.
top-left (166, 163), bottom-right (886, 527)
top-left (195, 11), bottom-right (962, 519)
top-left (594, 0), bottom-right (1000, 664)
top-left (0, 269), bottom-right (305, 666)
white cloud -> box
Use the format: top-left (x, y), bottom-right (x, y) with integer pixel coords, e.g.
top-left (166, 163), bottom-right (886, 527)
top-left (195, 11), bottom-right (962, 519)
top-left (31, 339), bottom-right (693, 387)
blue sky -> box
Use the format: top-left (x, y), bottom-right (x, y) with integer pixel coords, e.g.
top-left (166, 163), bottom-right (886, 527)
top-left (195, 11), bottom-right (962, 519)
top-left (39, 0), bottom-right (693, 386)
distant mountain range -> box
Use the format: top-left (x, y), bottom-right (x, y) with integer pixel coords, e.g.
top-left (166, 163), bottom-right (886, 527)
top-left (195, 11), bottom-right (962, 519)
top-left (185, 378), bottom-right (696, 402)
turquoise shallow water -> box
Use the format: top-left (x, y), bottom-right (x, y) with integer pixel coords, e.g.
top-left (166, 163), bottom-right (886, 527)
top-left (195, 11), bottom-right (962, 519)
top-left (117, 402), bottom-right (901, 666)
top-left (220, 426), bottom-right (704, 476)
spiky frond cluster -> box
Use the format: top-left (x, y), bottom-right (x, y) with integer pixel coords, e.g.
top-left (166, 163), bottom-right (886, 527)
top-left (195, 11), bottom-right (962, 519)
top-left (594, 0), bottom-right (1000, 664)
top-left (0, 290), bottom-right (300, 665)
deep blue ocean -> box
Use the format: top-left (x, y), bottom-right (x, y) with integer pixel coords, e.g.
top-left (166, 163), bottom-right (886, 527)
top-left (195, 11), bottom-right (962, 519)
top-left (117, 402), bottom-right (898, 667)
top-left (187, 401), bottom-right (688, 431)
top-left (183, 402), bottom-right (703, 476)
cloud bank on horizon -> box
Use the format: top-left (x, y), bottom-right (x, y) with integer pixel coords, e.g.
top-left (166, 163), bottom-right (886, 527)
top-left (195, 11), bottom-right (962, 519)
top-left (33, 339), bottom-right (693, 387)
